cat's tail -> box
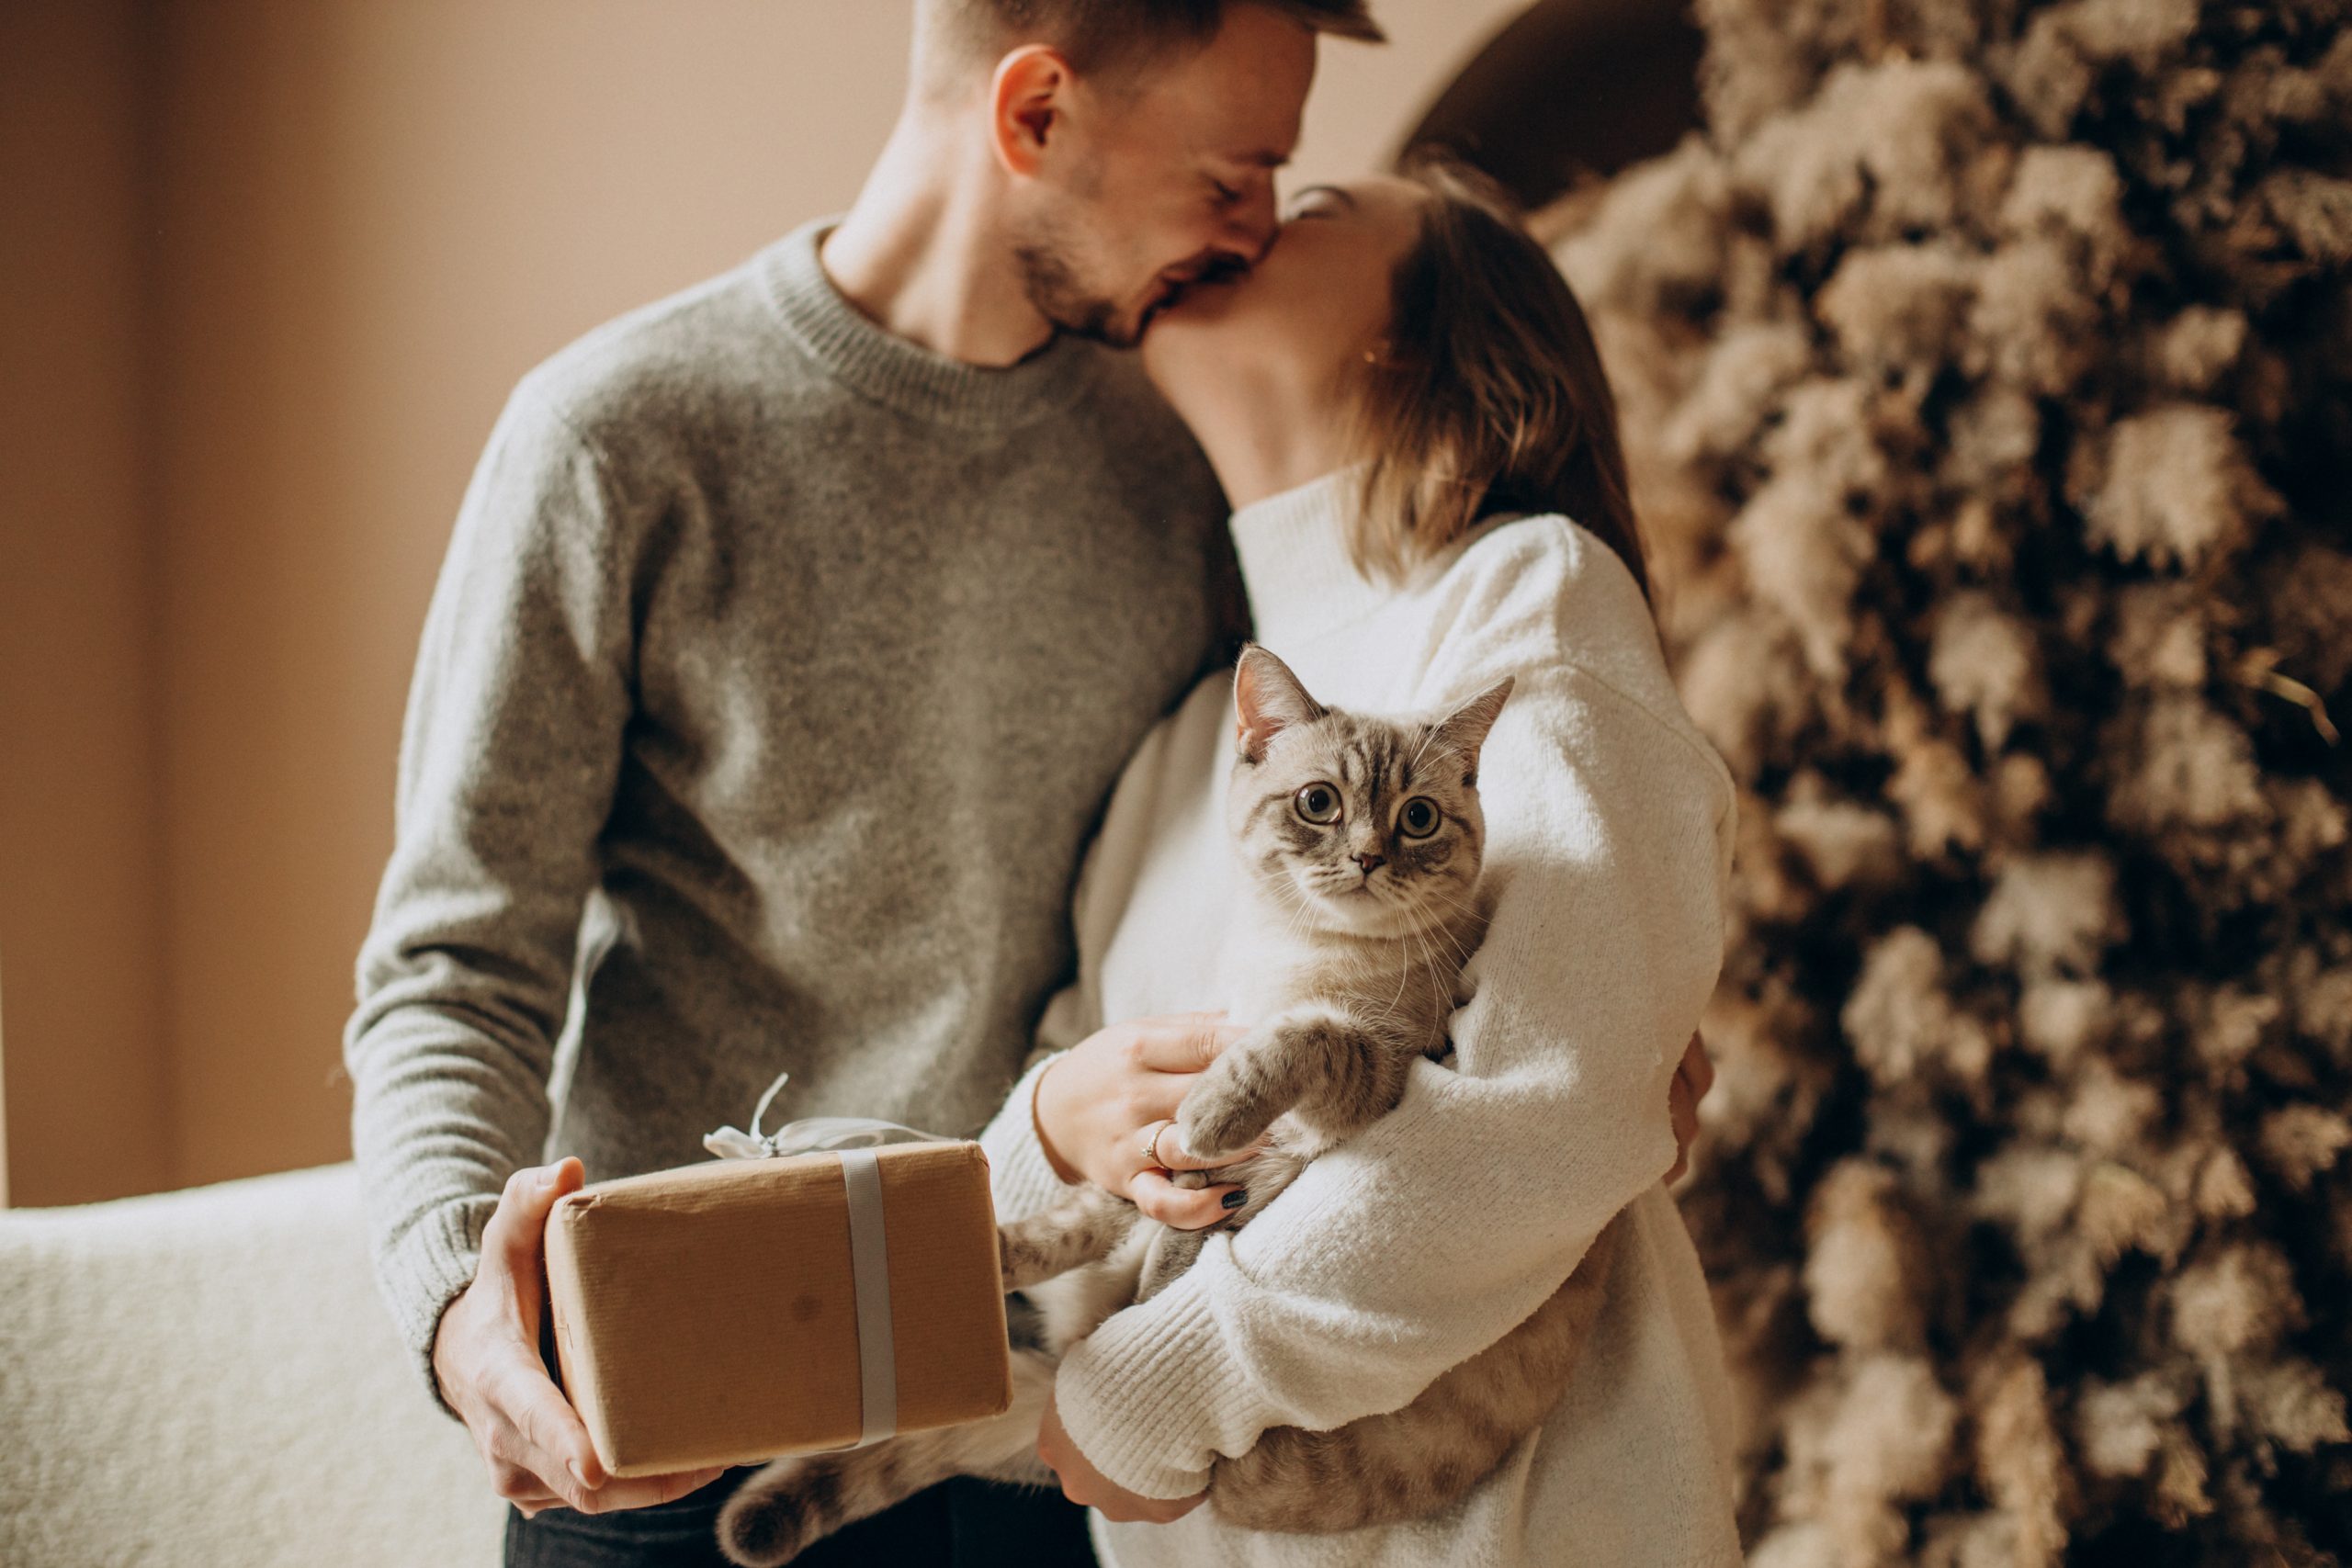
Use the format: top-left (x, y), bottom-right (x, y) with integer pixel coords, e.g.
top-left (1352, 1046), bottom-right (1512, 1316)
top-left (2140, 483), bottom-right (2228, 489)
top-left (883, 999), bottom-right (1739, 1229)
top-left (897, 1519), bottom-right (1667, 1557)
top-left (1206, 1214), bottom-right (1627, 1534)
top-left (718, 1359), bottom-right (1057, 1567)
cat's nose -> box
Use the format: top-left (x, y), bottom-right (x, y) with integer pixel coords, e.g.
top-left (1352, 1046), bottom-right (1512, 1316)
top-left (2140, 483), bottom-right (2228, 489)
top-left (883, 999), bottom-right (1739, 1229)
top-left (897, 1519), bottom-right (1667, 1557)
top-left (1352, 852), bottom-right (1385, 874)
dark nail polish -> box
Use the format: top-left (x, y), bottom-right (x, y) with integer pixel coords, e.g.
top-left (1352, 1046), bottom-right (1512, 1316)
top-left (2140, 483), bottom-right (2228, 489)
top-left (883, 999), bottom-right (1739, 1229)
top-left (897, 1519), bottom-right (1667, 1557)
top-left (1222, 1190), bottom-right (1249, 1210)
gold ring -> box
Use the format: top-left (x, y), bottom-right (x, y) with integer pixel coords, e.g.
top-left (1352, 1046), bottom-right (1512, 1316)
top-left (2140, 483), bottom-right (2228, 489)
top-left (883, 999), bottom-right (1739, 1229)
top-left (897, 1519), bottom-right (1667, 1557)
top-left (1139, 1119), bottom-right (1174, 1168)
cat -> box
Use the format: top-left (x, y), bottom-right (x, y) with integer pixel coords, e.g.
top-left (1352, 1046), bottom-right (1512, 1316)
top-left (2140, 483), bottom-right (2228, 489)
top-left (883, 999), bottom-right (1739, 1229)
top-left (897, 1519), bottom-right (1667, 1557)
top-left (717, 645), bottom-right (1624, 1564)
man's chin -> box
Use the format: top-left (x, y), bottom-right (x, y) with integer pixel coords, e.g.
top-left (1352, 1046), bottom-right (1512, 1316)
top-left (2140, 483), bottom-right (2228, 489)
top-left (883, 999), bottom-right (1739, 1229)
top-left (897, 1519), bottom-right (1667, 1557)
top-left (1053, 303), bottom-right (1150, 351)
top-left (1056, 267), bottom-right (1245, 350)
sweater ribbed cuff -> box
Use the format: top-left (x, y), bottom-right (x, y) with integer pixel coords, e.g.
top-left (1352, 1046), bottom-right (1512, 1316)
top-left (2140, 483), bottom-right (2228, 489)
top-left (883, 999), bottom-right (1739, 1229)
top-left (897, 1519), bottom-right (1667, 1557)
top-left (977, 1052), bottom-right (1081, 1224)
top-left (1055, 1262), bottom-right (1261, 1500)
top-left (376, 1193), bottom-right (498, 1424)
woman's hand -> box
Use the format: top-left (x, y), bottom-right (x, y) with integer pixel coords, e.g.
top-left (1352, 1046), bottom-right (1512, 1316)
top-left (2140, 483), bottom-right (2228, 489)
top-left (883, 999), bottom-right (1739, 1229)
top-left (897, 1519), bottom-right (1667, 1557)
top-left (1038, 1385), bottom-right (1207, 1524)
top-left (1664, 1031), bottom-right (1714, 1187)
top-left (1034, 1011), bottom-right (1264, 1232)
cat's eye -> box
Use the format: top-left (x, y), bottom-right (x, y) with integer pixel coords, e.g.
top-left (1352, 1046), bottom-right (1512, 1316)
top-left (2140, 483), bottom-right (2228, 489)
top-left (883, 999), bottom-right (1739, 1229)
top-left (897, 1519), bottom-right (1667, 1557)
top-left (1398, 797), bottom-right (1441, 838)
top-left (1295, 784), bottom-right (1342, 825)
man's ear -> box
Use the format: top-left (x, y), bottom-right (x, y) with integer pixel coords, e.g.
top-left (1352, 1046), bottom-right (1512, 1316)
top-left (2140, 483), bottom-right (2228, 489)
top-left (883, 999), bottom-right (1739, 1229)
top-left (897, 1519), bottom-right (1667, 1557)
top-left (989, 45), bottom-right (1071, 179)
top-left (1233, 644), bottom-right (1326, 762)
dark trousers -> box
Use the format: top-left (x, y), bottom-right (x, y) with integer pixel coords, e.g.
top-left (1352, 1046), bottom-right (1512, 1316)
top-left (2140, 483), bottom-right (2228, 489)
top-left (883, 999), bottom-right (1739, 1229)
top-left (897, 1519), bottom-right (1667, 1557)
top-left (503, 1467), bottom-right (1096, 1568)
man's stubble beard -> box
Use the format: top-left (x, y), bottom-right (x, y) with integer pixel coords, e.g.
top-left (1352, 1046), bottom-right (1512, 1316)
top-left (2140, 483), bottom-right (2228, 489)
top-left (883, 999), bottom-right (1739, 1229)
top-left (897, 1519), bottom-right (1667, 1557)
top-left (1011, 207), bottom-right (1145, 349)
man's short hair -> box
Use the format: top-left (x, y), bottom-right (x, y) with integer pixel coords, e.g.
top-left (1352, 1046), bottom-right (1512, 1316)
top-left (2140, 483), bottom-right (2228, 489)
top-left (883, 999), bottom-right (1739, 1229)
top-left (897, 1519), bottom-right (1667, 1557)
top-left (926, 0), bottom-right (1385, 81)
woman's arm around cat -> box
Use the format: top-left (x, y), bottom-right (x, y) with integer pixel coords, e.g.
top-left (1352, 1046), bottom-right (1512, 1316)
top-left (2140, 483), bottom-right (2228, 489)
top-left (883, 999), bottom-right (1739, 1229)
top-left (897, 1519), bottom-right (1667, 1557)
top-left (1046, 594), bottom-right (1737, 1500)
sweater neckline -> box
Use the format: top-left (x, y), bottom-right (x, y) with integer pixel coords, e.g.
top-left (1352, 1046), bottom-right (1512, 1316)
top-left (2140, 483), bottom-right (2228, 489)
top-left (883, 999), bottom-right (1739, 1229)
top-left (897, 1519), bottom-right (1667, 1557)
top-left (757, 218), bottom-right (1099, 430)
top-left (1233, 468), bottom-right (1537, 649)
top-left (1229, 467), bottom-right (1401, 648)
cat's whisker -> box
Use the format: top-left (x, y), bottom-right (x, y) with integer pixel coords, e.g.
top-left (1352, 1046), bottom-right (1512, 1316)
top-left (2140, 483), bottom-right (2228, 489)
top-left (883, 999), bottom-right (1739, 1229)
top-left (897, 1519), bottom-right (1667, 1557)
top-left (1416, 910), bottom-right (1480, 971)
top-left (1411, 879), bottom-right (1488, 933)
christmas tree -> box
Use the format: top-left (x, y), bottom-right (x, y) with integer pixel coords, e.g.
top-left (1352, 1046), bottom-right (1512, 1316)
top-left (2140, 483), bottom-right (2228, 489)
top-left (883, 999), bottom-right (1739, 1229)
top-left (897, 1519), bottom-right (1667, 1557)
top-left (1550, 1), bottom-right (2352, 1560)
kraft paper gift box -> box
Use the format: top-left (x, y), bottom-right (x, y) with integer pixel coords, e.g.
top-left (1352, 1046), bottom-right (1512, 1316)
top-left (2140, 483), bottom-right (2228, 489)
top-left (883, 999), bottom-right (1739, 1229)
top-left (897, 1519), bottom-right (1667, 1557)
top-left (542, 1139), bottom-right (1013, 1478)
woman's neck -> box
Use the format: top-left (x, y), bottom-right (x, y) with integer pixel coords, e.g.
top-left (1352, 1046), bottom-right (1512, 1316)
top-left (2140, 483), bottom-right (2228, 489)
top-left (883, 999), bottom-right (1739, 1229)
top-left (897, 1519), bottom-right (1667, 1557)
top-left (1176, 367), bottom-right (1358, 510)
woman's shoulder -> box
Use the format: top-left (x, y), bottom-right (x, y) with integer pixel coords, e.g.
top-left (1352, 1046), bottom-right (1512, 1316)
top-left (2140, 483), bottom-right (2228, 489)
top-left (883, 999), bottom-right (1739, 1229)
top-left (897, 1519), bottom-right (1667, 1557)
top-left (1428, 512), bottom-right (1650, 644)
top-left (1419, 515), bottom-right (1690, 725)
top-left (1419, 515), bottom-right (1739, 860)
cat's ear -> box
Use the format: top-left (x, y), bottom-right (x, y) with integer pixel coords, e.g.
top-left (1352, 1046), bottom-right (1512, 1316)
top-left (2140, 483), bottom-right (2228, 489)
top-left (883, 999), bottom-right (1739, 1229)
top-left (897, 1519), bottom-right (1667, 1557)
top-left (1233, 644), bottom-right (1326, 763)
top-left (1431, 675), bottom-right (1515, 784)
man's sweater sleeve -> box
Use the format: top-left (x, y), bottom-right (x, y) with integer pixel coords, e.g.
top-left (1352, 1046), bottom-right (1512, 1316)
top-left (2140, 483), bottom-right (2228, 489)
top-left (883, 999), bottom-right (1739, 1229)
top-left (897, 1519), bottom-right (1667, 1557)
top-left (976, 923), bottom-right (1103, 1221)
top-left (1050, 662), bottom-right (1736, 1499)
top-left (341, 377), bottom-right (639, 1417)
top-left (977, 1048), bottom-right (1082, 1224)
top-left (977, 691), bottom-right (1172, 1224)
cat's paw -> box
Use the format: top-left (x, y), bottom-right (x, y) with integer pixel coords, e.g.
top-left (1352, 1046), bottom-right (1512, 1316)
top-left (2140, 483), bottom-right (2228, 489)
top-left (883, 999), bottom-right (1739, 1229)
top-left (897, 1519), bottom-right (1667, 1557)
top-left (717, 1473), bottom-right (816, 1568)
top-left (1176, 1084), bottom-right (1278, 1166)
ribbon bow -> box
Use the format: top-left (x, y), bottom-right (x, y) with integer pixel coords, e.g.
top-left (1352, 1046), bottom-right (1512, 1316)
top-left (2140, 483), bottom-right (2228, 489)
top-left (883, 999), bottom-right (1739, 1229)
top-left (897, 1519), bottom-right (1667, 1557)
top-left (703, 1070), bottom-right (948, 1161)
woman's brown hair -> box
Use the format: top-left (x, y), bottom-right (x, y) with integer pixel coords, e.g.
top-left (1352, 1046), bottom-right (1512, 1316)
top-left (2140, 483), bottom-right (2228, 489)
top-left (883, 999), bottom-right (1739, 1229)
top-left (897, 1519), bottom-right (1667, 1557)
top-left (1345, 158), bottom-right (1650, 603)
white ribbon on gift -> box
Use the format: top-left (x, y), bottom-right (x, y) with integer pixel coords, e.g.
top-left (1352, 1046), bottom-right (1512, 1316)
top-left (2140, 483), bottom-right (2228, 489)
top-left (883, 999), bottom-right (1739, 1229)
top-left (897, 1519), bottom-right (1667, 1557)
top-left (703, 1069), bottom-right (947, 1161)
top-left (702, 1070), bottom-right (949, 1450)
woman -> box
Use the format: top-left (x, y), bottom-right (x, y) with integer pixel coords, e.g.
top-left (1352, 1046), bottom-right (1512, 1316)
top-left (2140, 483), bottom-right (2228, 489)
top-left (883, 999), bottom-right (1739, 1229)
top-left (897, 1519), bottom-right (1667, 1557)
top-left (972, 163), bottom-right (1746, 1566)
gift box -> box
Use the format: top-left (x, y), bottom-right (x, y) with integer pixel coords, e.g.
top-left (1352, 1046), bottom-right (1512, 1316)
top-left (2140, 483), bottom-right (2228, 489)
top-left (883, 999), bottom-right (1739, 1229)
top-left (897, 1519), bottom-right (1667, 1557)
top-left (542, 1138), bottom-right (1012, 1477)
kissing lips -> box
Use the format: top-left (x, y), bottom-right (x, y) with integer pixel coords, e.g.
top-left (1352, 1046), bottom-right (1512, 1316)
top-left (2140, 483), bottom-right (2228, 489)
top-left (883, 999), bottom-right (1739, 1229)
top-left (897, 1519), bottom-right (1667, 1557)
top-left (1139, 278), bottom-right (1183, 332)
top-left (1142, 257), bottom-right (1250, 332)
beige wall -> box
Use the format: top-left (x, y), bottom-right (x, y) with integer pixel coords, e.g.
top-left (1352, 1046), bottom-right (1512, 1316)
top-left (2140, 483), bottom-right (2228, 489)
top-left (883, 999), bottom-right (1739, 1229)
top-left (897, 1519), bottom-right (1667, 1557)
top-left (0, 0), bottom-right (175, 1208)
top-left (0, 0), bottom-right (1527, 1207)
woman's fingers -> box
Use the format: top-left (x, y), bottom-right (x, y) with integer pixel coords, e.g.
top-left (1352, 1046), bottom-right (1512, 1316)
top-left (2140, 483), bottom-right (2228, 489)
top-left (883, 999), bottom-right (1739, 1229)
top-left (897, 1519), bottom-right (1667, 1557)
top-left (1035, 1012), bottom-right (1260, 1200)
top-left (1680, 1030), bottom-right (1715, 1098)
top-left (1665, 1032), bottom-right (1714, 1187)
top-left (1666, 1071), bottom-right (1698, 1187)
top-left (1037, 1387), bottom-right (1208, 1523)
top-left (1130, 1168), bottom-right (1248, 1232)
top-left (1148, 1125), bottom-right (1269, 1174)
top-left (1125, 1011), bottom-right (1250, 1074)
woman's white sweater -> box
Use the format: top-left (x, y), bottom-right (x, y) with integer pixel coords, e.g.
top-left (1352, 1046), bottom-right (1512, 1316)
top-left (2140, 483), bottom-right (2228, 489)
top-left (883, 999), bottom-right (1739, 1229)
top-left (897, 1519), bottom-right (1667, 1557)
top-left (977, 470), bottom-right (1747, 1567)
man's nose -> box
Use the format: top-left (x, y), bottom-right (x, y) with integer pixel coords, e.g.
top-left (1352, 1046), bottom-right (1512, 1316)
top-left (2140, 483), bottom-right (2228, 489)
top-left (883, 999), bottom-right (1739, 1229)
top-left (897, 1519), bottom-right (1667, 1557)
top-left (1223, 179), bottom-right (1281, 263)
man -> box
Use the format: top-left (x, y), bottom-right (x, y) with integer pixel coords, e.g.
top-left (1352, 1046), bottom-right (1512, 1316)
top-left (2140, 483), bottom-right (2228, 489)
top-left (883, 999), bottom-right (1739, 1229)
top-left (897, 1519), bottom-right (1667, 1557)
top-left (345, 4), bottom-right (1383, 1565)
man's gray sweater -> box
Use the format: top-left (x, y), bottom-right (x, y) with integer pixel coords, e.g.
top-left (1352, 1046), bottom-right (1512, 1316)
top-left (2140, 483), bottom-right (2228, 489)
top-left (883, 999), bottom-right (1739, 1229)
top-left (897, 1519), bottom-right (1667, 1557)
top-left (343, 218), bottom-right (1227, 1407)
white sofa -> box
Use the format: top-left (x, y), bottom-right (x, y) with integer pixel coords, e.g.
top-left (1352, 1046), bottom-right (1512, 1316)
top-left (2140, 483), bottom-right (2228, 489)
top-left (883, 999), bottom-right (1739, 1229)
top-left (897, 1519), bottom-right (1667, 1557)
top-left (0, 1163), bottom-right (507, 1568)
